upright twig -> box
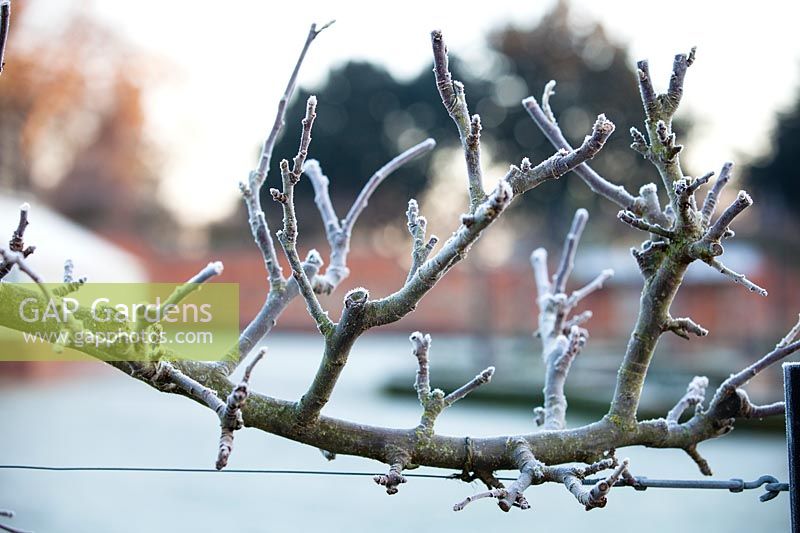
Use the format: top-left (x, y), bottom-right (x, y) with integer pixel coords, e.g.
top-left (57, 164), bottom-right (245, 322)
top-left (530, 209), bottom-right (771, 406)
top-left (229, 22), bottom-right (336, 373)
top-left (666, 376), bottom-right (709, 425)
top-left (153, 261), bottom-right (223, 321)
top-left (531, 209), bottom-right (612, 430)
top-left (409, 331), bottom-right (494, 437)
top-left (552, 209), bottom-right (588, 294)
top-left (232, 140), bottom-right (432, 372)
top-left (52, 259), bottom-right (87, 297)
top-left (240, 21), bottom-right (333, 291)
top-left (272, 96), bottom-right (333, 335)
top-left (304, 138), bottom-right (436, 293)
top-left (701, 162), bottom-right (733, 227)
top-left (217, 348), bottom-right (266, 470)
top-left (431, 30), bottom-right (486, 211)
top-left (0, 0), bottom-right (10, 76)
top-left (405, 199), bottom-right (438, 283)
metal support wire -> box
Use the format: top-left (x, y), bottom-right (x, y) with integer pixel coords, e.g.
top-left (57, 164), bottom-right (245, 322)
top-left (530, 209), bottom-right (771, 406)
top-left (590, 474), bottom-right (788, 503)
top-left (0, 465), bottom-right (787, 502)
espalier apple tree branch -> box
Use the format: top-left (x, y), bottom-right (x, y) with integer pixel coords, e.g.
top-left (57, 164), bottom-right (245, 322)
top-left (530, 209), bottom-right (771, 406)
top-left (0, 23), bottom-right (798, 514)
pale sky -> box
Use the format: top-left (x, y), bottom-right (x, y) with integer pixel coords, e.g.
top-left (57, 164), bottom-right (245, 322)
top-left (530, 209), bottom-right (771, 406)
top-left (66, 1), bottom-right (800, 225)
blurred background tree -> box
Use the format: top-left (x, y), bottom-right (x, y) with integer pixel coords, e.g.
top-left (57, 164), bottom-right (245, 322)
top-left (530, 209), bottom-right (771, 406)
top-left (0, 0), bottom-right (175, 247)
top-left (746, 83), bottom-right (800, 251)
top-left (218, 0), bottom-right (691, 249)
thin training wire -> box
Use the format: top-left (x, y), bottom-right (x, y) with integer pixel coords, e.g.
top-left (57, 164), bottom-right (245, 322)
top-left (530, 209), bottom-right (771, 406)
top-left (0, 464), bottom-right (468, 479)
top-left (0, 464), bottom-right (788, 496)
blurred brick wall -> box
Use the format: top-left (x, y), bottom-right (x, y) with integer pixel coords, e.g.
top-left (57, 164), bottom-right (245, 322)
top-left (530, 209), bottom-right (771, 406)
top-left (128, 245), bottom-right (795, 349)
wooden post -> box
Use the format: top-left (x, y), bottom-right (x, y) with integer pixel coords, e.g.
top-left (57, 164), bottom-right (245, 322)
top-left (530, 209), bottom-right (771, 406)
top-left (784, 362), bottom-right (800, 532)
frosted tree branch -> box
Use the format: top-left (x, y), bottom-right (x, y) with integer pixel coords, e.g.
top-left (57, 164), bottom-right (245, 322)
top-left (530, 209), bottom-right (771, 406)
top-left (741, 400), bottom-right (785, 418)
top-left (363, 180), bottom-right (514, 328)
top-left (721, 330), bottom-right (800, 392)
top-left (342, 139), bottom-right (436, 235)
top-left (445, 367), bottom-right (495, 405)
top-left (531, 209), bottom-right (612, 429)
top-left (568, 270), bottom-right (613, 307)
top-left (553, 209), bottom-right (588, 294)
top-left (232, 140), bottom-right (436, 373)
top-left (701, 162), bottom-right (733, 227)
top-left (293, 287), bottom-right (370, 427)
top-left (666, 48), bottom-right (696, 113)
top-left (562, 458), bottom-right (629, 510)
top-left (563, 310), bottom-right (593, 331)
top-left (411, 331), bottom-right (433, 400)
top-left (0, 0), bottom-right (9, 76)
top-left (536, 327), bottom-right (587, 429)
top-left (304, 138), bottom-right (436, 294)
top-left (227, 23), bottom-right (340, 374)
top-left (504, 116), bottom-right (615, 196)
top-left (153, 261), bottom-right (223, 323)
top-left (303, 160), bottom-right (339, 238)
top-left (617, 210), bottom-right (675, 240)
top-left (523, 86), bottom-right (637, 212)
top-left (684, 444), bottom-right (713, 476)
top-left (778, 314), bottom-right (800, 348)
top-left (0, 507), bottom-right (32, 533)
top-left (685, 171), bottom-right (713, 196)
top-left (704, 190), bottom-right (752, 243)
top-left (405, 199), bottom-right (438, 283)
top-left (530, 248), bottom-right (551, 299)
top-left (272, 96), bottom-right (334, 335)
top-left (216, 348), bottom-right (265, 470)
top-left (0, 247), bottom-right (42, 285)
top-left (153, 361), bottom-right (226, 414)
top-left (3, 25), bottom-right (798, 518)
top-left (663, 316), bottom-right (709, 340)
top-left (54, 259), bottom-right (86, 298)
top-left (607, 47), bottom-right (768, 424)
top-left (497, 438), bottom-right (540, 511)
top-left (241, 22), bottom-right (332, 290)
top-left (431, 30), bottom-right (486, 211)
top-left (0, 203), bottom-right (35, 280)
top-left (254, 21), bottom-right (334, 184)
top-left (702, 257), bottom-right (768, 296)
top-left (374, 457), bottom-right (409, 494)
top-left (666, 376), bottom-right (709, 425)
top-left (409, 331), bottom-right (494, 435)
top-left (455, 439), bottom-right (630, 512)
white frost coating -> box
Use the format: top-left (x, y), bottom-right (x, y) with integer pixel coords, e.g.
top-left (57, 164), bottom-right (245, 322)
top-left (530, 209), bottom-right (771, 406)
top-left (305, 249), bottom-right (323, 265)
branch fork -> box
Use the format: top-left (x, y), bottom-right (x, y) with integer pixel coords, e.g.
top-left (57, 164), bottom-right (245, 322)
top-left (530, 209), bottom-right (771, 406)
top-left (0, 203), bottom-right (35, 280)
top-left (216, 349), bottom-right (266, 470)
top-left (409, 331), bottom-right (494, 436)
top-left (374, 454), bottom-right (410, 495)
top-left (454, 439), bottom-right (630, 512)
top-left (531, 209), bottom-right (612, 430)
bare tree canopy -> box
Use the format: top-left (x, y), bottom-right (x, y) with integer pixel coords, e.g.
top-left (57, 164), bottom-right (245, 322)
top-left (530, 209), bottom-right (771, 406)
top-left (0, 15), bottom-right (796, 519)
